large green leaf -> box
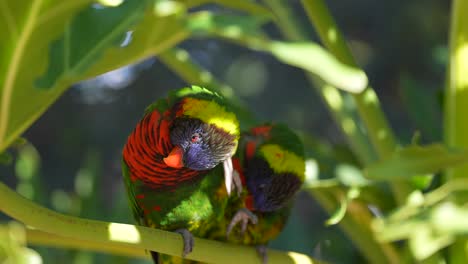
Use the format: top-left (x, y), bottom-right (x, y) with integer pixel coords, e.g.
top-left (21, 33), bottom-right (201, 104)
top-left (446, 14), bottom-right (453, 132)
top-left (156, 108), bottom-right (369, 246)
top-left (84, 2), bottom-right (273, 81)
top-left (80, 0), bottom-right (192, 80)
top-left (364, 144), bottom-right (468, 180)
top-left (0, 0), bottom-right (93, 153)
top-left (0, 0), bottom-right (195, 153)
top-left (36, 0), bottom-right (150, 89)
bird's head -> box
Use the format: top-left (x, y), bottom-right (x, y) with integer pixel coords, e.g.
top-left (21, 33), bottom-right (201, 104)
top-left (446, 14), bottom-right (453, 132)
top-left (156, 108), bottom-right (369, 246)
top-left (245, 125), bottom-right (305, 212)
top-left (162, 86), bottom-right (240, 193)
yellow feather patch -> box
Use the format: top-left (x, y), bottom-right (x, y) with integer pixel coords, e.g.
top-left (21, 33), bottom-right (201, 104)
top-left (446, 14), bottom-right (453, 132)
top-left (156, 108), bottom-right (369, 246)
top-left (259, 144), bottom-right (305, 180)
top-left (182, 98), bottom-right (240, 137)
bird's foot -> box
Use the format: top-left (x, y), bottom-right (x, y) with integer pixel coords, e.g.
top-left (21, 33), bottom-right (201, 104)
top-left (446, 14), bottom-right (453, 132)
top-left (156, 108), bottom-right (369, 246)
top-left (256, 245), bottom-right (268, 264)
top-left (175, 228), bottom-right (194, 258)
top-left (226, 208), bottom-right (258, 238)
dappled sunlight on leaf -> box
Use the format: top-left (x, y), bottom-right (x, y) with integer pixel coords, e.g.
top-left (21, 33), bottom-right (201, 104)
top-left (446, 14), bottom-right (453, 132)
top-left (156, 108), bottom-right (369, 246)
top-left (108, 223), bottom-right (141, 244)
top-left (455, 43), bottom-right (468, 88)
top-left (286, 251), bottom-right (314, 264)
top-left (154, 0), bottom-right (185, 17)
top-left (96, 0), bottom-right (124, 7)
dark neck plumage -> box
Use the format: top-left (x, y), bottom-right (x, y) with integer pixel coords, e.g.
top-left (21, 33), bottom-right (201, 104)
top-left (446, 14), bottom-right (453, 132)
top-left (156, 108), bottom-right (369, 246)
top-left (123, 109), bottom-right (207, 189)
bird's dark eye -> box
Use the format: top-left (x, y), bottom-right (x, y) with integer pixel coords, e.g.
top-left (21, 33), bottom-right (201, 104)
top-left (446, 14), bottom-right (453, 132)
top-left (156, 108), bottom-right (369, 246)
top-left (191, 133), bottom-right (201, 143)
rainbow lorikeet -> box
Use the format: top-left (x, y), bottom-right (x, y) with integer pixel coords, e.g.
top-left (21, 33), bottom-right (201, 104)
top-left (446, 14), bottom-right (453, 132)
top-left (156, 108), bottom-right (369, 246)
top-left (121, 86), bottom-right (242, 263)
top-left (208, 123), bottom-right (305, 264)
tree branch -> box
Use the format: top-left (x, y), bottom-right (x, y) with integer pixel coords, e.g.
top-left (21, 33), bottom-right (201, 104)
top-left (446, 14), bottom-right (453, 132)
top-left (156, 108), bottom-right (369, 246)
top-left (0, 182), bottom-right (325, 264)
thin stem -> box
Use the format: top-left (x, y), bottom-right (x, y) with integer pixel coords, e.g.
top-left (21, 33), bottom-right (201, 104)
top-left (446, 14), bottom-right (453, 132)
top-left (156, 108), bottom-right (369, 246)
top-left (262, 0), bottom-right (376, 165)
top-left (0, 182), bottom-right (324, 264)
top-left (444, 0), bottom-right (468, 180)
top-left (300, 0), bottom-right (412, 204)
top-left (444, 0), bottom-right (468, 262)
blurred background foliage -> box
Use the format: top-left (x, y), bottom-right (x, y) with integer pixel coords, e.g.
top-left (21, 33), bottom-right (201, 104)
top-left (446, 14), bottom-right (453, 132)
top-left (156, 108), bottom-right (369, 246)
top-left (0, 0), bottom-right (454, 263)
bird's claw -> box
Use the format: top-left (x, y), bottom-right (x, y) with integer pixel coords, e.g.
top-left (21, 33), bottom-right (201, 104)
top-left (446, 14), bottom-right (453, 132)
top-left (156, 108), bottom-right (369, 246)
top-left (175, 228), bottom-right (194, 258)
top-left (226, 208), bottom-right (258, 238)
top-left (256, 245), bottom-right (268, 264)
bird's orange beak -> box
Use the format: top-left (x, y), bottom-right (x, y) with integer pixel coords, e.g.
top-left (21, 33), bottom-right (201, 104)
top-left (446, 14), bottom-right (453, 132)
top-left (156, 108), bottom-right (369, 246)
top-left (163, 146), bottom-right (184, 168)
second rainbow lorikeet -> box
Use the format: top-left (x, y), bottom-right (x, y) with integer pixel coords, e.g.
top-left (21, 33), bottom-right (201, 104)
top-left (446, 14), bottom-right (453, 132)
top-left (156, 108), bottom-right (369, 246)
top-left (207, 123), bottom-right (306, 264)
top-left (122, 86), bottom-right (242, 263)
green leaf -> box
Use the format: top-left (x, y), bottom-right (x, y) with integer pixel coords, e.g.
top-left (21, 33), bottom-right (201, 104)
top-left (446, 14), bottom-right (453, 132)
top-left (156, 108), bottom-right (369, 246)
top-left (0, 0), bottom-right (195, 154)
top-left (79, 0), bottom-right (191, 80)
top-left (269, 42), bottom-right (368, 93)
top-left (410, 174), bottom-right (433, 190)
top-left (0, 0), bottom-right (93, 154)
top-left (364, 144), bottom-right (468, 180)
top-left (36, 1), bottom-right (149, 88)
